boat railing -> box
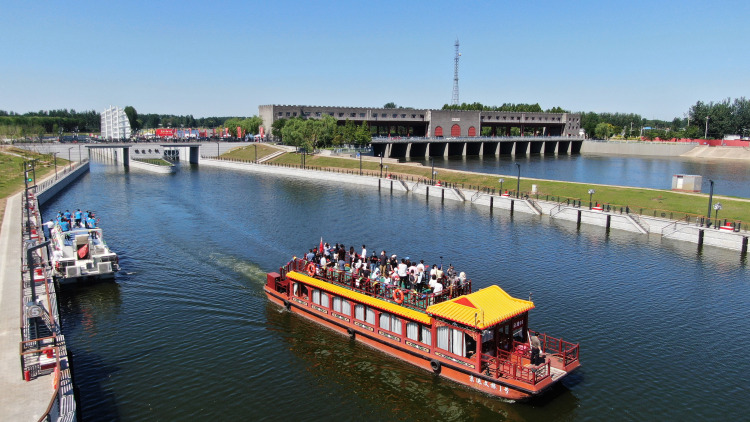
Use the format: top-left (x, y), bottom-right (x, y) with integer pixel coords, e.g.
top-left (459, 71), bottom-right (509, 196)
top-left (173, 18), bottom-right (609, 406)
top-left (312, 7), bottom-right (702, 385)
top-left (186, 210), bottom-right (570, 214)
top-left (481, 349), bottom-right (551, 385)
top-left (279, 258), bottom-right (472, 311)
top-left (529, 330), bottom-right (580, 368)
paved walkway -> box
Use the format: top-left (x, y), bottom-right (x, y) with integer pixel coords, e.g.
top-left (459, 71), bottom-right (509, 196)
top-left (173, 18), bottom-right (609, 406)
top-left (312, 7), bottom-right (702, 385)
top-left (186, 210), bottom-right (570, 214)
top-left (0, 194), bottom-right (54, 421)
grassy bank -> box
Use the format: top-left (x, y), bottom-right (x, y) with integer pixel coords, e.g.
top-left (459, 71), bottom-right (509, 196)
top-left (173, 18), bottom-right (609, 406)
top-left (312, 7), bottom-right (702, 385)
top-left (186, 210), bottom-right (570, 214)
top-left (220, 144), bottom-right (280, 161)
top-left (0, 146), bottom-right (68, 226)
top-left (266, 152), bottom-right (750, 223)
top-left (133, 158), bottom-right (173, 166)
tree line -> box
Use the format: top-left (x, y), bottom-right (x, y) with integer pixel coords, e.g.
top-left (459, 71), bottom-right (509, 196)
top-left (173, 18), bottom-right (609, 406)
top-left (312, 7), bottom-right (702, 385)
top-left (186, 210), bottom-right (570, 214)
top-left (273, 116), bottom-right (371, 151)
top-left (0, 109), bottom-right (100, 139)
top-left (581, 97), bottom-right (750, 140)
top-left (441, 102), bottom-right (568, 113)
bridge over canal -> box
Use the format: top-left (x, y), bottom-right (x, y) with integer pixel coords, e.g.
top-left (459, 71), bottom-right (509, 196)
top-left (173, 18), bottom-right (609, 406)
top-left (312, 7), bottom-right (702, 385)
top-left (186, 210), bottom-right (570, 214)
top-left (371, 136), bottom-right (584, 159)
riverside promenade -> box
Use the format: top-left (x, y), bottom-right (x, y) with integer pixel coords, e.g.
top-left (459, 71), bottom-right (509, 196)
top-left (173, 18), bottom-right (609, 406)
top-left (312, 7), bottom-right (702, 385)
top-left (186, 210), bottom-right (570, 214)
top-left (201, 157), bottom-right (749, 254)
top-left (0, 162), bottom-right (87, 421)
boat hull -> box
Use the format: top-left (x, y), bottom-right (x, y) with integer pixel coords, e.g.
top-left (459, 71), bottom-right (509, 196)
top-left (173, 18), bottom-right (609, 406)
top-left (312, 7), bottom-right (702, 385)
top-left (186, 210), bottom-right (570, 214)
top-left (265, 286), bottom-right (551, 401)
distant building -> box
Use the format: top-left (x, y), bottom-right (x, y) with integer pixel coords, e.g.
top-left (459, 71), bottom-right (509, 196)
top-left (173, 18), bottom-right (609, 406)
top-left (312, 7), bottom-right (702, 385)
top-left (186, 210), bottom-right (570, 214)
top-left (258, 105), bottom-right (581, 139)
top-left (100, 106), bottom-right (131, 141)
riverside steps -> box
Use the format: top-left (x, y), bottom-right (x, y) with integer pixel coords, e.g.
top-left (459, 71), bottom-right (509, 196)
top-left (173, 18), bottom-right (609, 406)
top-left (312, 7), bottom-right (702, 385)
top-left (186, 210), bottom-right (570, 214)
top-left (199, 157), bottom-right (749, 255)
top-left (0, 163), bottom-right (86, 421)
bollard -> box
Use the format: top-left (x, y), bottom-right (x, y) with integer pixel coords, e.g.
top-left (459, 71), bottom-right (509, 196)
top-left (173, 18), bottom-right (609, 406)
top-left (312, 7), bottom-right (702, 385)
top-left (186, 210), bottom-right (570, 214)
top-left (510, 200), bottom-right (514, 216)
top-left (698, 229), bottom-right (704, 248)
top-left (426, 186), bottom-right (429, 199)
top-left (742, 236), bottom-right (748, 256)
top-left (378, 179), bottom-right (381, 191)
top-left (441, 188), bottom-right (445, 203)
top-left (490, 196), bottom-right (494, 210)
top-left (577, 210), bottom-right (582, 225)
top-left (606, 214), bottom-right (611, 232)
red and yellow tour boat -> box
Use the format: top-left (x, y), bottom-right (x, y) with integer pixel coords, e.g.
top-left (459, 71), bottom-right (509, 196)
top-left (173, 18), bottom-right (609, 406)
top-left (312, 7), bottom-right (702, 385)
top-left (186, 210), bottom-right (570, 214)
top-left (265, 255), bottom-right (581, 401)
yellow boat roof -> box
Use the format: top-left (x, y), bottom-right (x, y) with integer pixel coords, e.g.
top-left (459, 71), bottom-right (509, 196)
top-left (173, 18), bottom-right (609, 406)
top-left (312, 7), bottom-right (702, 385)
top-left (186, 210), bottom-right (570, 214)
top-left (426, 285), bottom-right (534, 330)
top-left (286, 272), bottom-right (432, 325)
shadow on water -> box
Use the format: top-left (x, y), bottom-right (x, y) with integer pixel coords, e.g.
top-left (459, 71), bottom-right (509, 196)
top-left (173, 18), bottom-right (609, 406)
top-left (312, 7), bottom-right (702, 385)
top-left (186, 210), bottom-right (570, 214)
top-left (264, 301), bottom-right (580, 422)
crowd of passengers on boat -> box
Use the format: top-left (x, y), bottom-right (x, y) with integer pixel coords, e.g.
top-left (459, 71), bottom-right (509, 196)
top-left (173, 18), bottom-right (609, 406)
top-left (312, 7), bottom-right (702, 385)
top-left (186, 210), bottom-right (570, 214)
top-left (45, 208), bottom-right (99, 235)
top-left (300, 243), bottom-right (472, 306)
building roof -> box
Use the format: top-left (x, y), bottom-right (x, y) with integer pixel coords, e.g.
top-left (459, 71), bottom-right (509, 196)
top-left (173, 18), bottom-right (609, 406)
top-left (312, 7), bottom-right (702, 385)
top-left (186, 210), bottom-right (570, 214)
top-left (425, 285), bottom-right (534, 330)
top-left (286, 272), bottom-right (432, 325)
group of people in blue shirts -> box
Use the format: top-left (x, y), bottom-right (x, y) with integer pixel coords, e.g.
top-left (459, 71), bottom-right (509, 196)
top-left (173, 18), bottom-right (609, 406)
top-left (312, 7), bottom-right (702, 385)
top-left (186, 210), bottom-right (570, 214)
top-left (52, 209), bottom-right (98, 232)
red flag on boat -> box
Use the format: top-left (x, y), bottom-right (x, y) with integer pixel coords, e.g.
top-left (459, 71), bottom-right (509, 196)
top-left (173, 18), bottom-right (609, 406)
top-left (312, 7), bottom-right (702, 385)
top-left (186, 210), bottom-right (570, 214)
top-left (77, 244), bottom-right (89, 259)
top-left (319, 237), bottom-right (323, 253)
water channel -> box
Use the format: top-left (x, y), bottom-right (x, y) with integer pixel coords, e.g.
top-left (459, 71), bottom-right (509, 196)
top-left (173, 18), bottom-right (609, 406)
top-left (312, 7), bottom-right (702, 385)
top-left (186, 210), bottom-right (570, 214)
top-left (405, 154), bottom-right (750, 198)
top-left (44, 160), bottom-right (749, 421)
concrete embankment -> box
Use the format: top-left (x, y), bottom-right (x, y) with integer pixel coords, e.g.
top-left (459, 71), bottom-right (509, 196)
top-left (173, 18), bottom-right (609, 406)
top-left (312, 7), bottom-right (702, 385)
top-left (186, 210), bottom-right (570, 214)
top-left (581, 140), bottom-right (698, 156)
top-left (36, 161), bottom-right (90, 205)
top-left (200, 159), bottom-right (748, 254)
top-left (581, 140), bottom-right (750, 161)
top-left (679, 145), bottom-right (750, 160)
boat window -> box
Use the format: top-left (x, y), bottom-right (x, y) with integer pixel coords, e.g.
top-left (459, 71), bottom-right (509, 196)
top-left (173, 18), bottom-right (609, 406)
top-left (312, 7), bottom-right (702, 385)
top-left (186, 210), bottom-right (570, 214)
top-left (392, 316), bottom-right (402, 335)
top-left (320, 293), bottom-right (329, 308)
top-left (379, 313), bottom-right (389, 330)
top-left (406, 322), bottom-right (419, 341)
top-left (379, 313), bottom-right (402, 334)
top-left (341, 299), bottom-right (352, 316)
top-left (293, 282), bottom-right (298, 297)
top-left (312, 289), bottom-right (321, 305)
top-left (365, 307), bottom-right (376, 325)
top-left (333, 296), bottom-right (342, 313)
top-left (437, 326), bottom-right (450, 350)
top-left (355, 304), bottom-right (365, 321)
top-left (437, 326), bottom-right (468, 357)
top-left (421, 326), bottom-right (432, 346)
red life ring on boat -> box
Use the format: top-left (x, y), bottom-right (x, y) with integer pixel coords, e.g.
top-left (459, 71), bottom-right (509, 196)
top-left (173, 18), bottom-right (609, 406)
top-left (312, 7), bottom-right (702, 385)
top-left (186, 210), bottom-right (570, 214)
top-left (306, 263), bottom-right (316, 276)
top-left (393, 289), bottom-right (404, 304)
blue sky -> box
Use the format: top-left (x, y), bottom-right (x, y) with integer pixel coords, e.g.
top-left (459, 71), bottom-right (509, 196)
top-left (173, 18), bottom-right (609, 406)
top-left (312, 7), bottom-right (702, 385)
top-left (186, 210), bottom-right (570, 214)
top-left (1, 0), bottom-right (747, 120)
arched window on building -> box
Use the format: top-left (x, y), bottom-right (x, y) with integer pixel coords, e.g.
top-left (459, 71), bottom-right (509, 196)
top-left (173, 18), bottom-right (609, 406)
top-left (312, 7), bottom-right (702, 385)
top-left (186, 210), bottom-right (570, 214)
top-left (434, 126), bottom-right (443, 137)
top-left (451, 124), bottom-right (461, 137)
top-left (468, 126), bottom-right (476, 137)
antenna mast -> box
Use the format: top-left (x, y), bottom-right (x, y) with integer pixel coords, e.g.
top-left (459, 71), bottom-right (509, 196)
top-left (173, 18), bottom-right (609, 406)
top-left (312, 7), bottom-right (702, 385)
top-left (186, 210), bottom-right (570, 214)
top-left (451, 39), bottom-right (460, 106)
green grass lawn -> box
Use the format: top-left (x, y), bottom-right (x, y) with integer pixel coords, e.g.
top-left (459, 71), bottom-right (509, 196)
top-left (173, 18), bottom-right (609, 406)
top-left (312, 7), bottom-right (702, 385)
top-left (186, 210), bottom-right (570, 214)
top-left (221, 144), bottom-right (281, 161)
top-left (267, 152), bottom-right (750, 222)
top-left (0, 146), bottom-right (68, 225)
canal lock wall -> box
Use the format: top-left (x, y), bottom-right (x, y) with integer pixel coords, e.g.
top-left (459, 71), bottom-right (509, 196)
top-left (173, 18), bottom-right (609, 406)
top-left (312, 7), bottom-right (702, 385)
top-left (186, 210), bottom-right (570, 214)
top-left (199, 158), bottom-right (748, 255)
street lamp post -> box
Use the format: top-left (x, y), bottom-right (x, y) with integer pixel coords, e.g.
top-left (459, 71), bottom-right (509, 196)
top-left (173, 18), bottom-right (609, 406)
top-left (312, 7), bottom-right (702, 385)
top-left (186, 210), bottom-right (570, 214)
top-left (704, 116), bottom-right (709, 139)
top-left (515, 163), bottom-right (521, 198)
top-left (714, 203), bottom-right (722, 225)
top-left (359, 152), bottom-right (362, 176)
top-left (498, 178), bottom-right (504, 193)
top-left (707, 179), bottom-right (714, 225)
top-left (52, 152), bottom-right (58, 179)
top-left (431, 157), bottom-right (435, 185)
top-left (433, 171), bottom-right (438, 185)
top-left (384, 165), bottom-right (388, 178)
top-left (254, 144), bottom-right (257, 163)
top-left (588, 189), bottom-right (596, 209)
top-left (379, 153), bottom-right (383, 178)
top-left (67, 147), bottom-right (73, 168)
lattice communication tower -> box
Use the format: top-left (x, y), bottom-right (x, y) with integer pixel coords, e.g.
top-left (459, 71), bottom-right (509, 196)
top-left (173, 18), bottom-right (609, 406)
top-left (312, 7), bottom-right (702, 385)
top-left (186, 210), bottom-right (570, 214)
top-left (451, 39), bottom-right (460, 105)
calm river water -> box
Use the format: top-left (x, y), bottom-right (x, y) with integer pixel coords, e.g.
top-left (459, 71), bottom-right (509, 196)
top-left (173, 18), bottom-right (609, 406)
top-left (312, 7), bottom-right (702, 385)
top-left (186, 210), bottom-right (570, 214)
top-left (405, 154), bottom-right (750, 198)
top-left (44, 160), bottom-right (749, 421)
